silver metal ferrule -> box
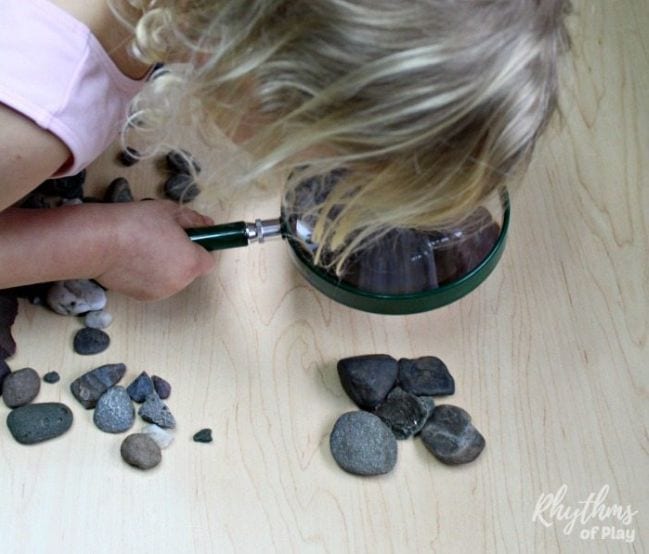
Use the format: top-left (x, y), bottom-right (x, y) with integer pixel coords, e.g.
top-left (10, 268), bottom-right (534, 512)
top-left (245, 218), bottom-right (283, 244)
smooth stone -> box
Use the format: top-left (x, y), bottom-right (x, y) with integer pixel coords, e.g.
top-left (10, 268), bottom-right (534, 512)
top-left (93, 386), bottom-right (135, 433)
top-left (166, 149), bottom-right (201, 175)
top-left (2, 367), bottom-right (41, 408)
top-left (0, 293), bottom-right (18, 359)
top-left (329, 411), bottom-right (398, 476)
top-left (374, 387), bottom-right (432, 440)
top-left (193, 428), bottom-right (212, 443)
top-left (21, 192), bottom-right (52, 209)
top-left (73, 328), bottom-right (110, 355)
top-left (0, 359), bottom-right (10, 393)
top-left (337, 355), bottom-right (398, 410)
top-left (420, 405), bottom-right (486, 465)
top-left (7, 402), bottom-right (73, 444)
top-left (120, 433), bottom-right (162, 470)
top-left (70, 363), bottom-right (127, 409)
top-left (84, 310), bottom-right (113, 329)
top-left (398, 356), bottom-right (455, 396)
top-left (104, 177), bottom-right (134, 203)
top-left (164, 174), bottom-right (201, 203)
top-left (36, 170), bottom-right (85, 199)
top-left (141, 424), bottom-right (174, 449)
top-left (46, 280), bottom-right (107, 316)
top-left (138, 393), bottom-right (176, 429)
top-left (151, 375), bottom-right (171, 400)
top-left (126, 371), bottom-right (154, 403)
top-left (117, 147), bottom-right (140, 167)
top-left (43, 371), bottom-right (61, 384)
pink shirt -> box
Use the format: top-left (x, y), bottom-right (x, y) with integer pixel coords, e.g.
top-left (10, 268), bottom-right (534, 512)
top-left (0, 0), bottom-right (147, 177)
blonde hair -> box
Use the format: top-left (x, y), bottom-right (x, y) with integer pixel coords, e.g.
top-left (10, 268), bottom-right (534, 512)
top-left (113, 0), bottom-right (572, 269)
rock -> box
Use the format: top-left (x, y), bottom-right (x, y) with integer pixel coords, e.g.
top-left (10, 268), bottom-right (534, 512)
top-left (193, 428), bottom-right (212, 443)
top-left (151, 375), bottom-right (171, 400)
top-left (126, 371), bottom-right (154, 403)
top-left (8, 282), bottom-right (51, 306)
top-left (166, 149), bottom-right (201, 175)
top-left (329, 411), bottom-right (398, 476)
top-left (0, 359), bottom-right (10, 393)
top-left (138, 393), bottom-right (176, 429)
top-left (93, 386), bottom-right (135, 433)
top-left (60, 197), bottom-right (83, 206)
top-left (7, 402), bottom-right (73, 444)
top-left (397, 356), bottom-right (455, 396)
top-left (0, 292), bottom-right (18, 359)
top-left (141, 424), bottom-right (174, 449)
top-left (36, 170), bottom-right (85, 199)
top-left (374, 387), bottom-right (432, 440)
top-left (70, 363), bottom-right (127, 409)
top-left (120, 433), bottom-right (162, 470)
top-left (2, 367), bottom-right (41, 408)
top-left (337, 355), bottom-right (398, 410)
top-left (104, 177), bottom-right (134, 203)
top-left (164, 174), bottom-right (201, 203)
top-left (420, 405), bottom-right (486, 465)
top-left (43, 371), bottom-right (61, 384)
top-left (73, 328), bottom-right (110, 355)
top-left (21, 192), bottom-right (52, 209)
top-left (84, 310), bottom-right (113, 329)
top-left (46, 279), bottom-right (107, 316)
top-left (117, 147), bottom-right (140, 167)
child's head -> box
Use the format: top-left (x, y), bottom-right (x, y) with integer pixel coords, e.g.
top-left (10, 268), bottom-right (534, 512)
top-left (116, 0), bottom-right (571, 269)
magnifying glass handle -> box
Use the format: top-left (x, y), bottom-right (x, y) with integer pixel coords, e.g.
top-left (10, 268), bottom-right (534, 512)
top-left (186, 218), bottom-right (282, 251)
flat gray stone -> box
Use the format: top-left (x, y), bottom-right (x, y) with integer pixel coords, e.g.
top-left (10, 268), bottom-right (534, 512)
top-left (46, 280), bottom-right (107, 316)
top-left (120, 433), bottom-right (162, 470)
top-left (73, 328), bottom-right (110, 355)
top-left (7, 402), bottom-right (73, 444)
top-left (374, 387), bottom-right (432, 439)
top-left (398, 356), bottom-right (455, 396)
top-left (329, 411), bottom-right (397, 476)
top-left (2, 367), bottom-right (40, 408)
top-left (70, 363), bottom-right (127, 409)
top-left (337, 355), bottom-right (398, 410)
top-left (138, 393), bottom-right (176, 429)
top-left (93, 386), bottom-right (135, 433)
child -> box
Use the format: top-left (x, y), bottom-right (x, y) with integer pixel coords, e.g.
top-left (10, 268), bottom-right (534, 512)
top-left (0, 0), bottom-right (571, 299)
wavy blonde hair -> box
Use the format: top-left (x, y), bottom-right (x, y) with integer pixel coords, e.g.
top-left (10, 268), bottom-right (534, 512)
top-left (113, 0), bottom-right (571, 269)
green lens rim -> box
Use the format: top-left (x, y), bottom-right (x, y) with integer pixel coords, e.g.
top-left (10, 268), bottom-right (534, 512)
top-left (286, 190), bottom-right (511, 315)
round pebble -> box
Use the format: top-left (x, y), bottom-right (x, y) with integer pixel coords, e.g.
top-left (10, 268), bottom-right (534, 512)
top-left (193, 428), bottom-right (212, 443)
top-left (84, 310), bottom-right (113, 330)
top-left (46, 279), bottom-right (107, 316)
top-left (164, 174), bottom-right (201, 203)
top-left (2, 367), bottom-right (41, 408)
top-left (151, 375), bottom-right (171, 399)
top-left (93, 386), bottom-right (135, 433)
top-left (141, 424), bottom-right (174, 449)
top-left (120, 433), bottom-right (162, 470)
top-left (7, 402), bottom-right (73, 444)
top-left (166, 149), bottom-right (201, 175)
top-left (43, 371), bottom-right (61, 384)
top-left (329, 411), bottom-right (398, 476)
top-left (73, 328), bottom-right (110, 355)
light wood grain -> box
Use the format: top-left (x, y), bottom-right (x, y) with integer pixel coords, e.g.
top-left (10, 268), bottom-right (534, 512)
top-left (1, 1), bottom-right (647, 552)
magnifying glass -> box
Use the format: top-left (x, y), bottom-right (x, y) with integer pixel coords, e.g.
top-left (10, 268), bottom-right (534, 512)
top-left (186, 175), bottom-right (510, 315)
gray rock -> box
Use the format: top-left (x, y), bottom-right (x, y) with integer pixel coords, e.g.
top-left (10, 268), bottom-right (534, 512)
top-left (84, 310), bottom-right (113, 329)
top-left (120, 433), bottom-right (162, 470)
top-left (2, 367), bottom-right (40, 408)
top-left (138, 393), bottom-right (176, 429)
top-left (93, 386), bottom-right (135, 433)
top-left (420, 405), bottom-right (486, 465)
top-left (337, 355), bottom-right (398, 410)
top-left (398, 356), bottom-right (455, 396)
top-left (166, 149), bottom-right (201, 175)
top-left (104, 177), bottom-right (134, 203)
top-left (164, 174), bottom-right (201, 203)
top-left (43, 371), bottom-right (61, 384)
top-left (192, 428), bottom-right (212, 443)
top-left (151, 375), bottom-right (171, 399)
top-left (126, 371), bottom-right (154, 403)
top-left (374, 387), bottom-right (432, 440)
top-left (141, 424), bottom-right (174, 449)
top-left (117, 147), bottom-right (140, 167)
top-left (329, 411), bottom-right (398, 476)
top-left (70, 363), bottom-right (127, 409)
top-left (46, 280), bottom-right (107, 316)
top-left (7, 402), bottom-right (73, 444)
top-left (73, 328), bottom-right (110, 355)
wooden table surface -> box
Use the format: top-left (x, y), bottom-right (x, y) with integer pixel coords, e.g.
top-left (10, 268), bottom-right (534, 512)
top-left (1, 1), bottom-right (647, 552)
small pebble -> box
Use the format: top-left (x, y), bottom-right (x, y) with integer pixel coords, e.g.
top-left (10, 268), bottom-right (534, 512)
top-left (329, 411), bottom-right (398, 476)
top-left (93, 386), bottom-right (135, 433)
top-left (164, 174), bottom-right (201, 203)
top-left (73, 328), bottom-right (110, 355)
top-left (104, 177), bottom-right (134, 203)
top-left (420, 405), bottom-right (486, 465)
top-left (84, 310), bottom-right (113, 330)
top-left (46, 279), bottom-right (107, 316)
top-left (0, 293), bottom-right (19, 359)
top-left (193, 428), bottom-right (212, 443)
top-left (337, 354), bottom-right (398, 410)
top-left (7, 402), bottom-right (73, 445)
top-left (138, 393), bottom-right (176, 429)
top-left (126, 371), bottom-right (154, 403)
top-left (2, 367), bottom-right (41, 408)
top-left (60, 198), bottom-right (83, 206)
top-left (70, 363), bottom-right (127, 409)
top-left (166, 149), bottom-right (201, 175)
top-left (374, 387), bottom-right (433, 440)
top-left (151, 375), bottom-right (171, 400)
top-left (117, 147), bottom-right (140, 167)
top-left (120, 433), bottom-right (162, 470)
top-left (398, 357), bottom-right (455, 396)
top-left (43, 371), bottom-right (61, 384)
top-left (36, 170), bottom-right (85, 199)
top-left (141, 424), bottom-right (174, 449)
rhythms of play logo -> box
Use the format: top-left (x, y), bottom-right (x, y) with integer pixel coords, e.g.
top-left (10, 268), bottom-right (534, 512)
top-left (532, 484), bottom-right (638, 543)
